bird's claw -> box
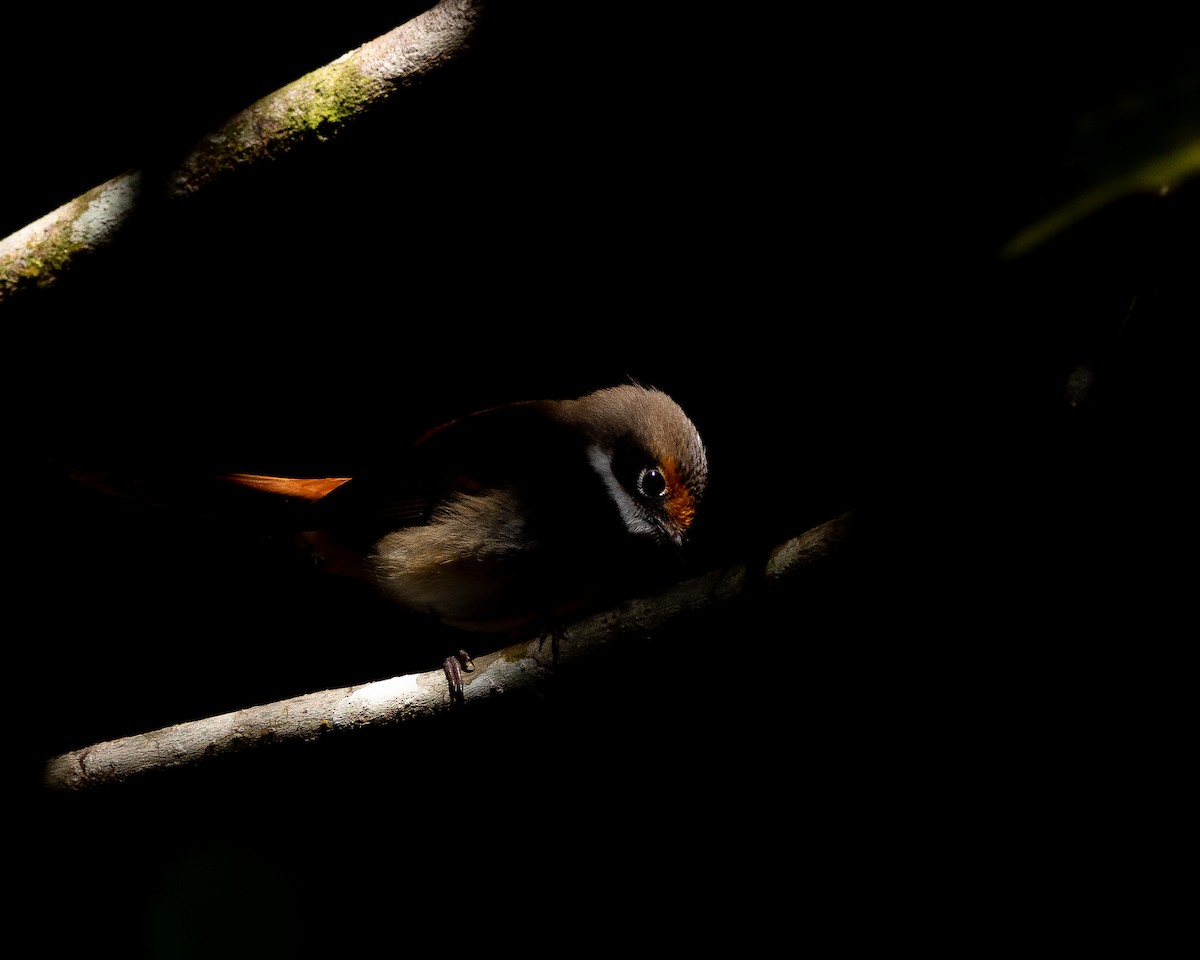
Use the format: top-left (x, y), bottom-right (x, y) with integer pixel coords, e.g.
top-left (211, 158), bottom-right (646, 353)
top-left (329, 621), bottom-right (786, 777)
top-left (537, 627), bottom-right (567, 667)
top-left (442, 649), bottom-right (474, 704)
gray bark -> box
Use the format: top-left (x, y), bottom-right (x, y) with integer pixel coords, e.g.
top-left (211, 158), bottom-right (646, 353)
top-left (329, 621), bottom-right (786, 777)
top-left (0, 1), bottom-right (483, 303)
top-left (43, 511), bottom-right (854, 793)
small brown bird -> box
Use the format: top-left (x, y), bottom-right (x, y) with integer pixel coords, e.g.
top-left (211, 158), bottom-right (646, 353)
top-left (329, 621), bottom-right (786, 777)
top-left (100, 384), bottom-right (709, 700)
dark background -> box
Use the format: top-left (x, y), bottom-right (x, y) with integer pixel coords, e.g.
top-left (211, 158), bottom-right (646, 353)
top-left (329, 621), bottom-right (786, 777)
top-left (8, 6), bottom-right (1192, 955)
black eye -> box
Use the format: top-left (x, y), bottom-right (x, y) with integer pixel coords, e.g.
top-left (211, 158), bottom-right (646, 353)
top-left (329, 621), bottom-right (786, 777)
top-left (638, 466), bottom-right (668, 498)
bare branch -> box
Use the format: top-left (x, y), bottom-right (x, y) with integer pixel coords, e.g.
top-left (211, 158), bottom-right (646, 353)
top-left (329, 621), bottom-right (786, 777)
top-left (0, 0), bottom-right (484, 303)
top-left (42, 511), bottom-right (854, 793)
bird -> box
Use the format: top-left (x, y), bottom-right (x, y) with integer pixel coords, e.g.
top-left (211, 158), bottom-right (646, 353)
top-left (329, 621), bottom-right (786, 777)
top-left (70, 384), bottom-right (709, 702)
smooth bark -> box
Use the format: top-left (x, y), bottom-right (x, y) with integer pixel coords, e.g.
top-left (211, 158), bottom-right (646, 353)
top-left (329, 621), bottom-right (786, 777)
top-left (43, 511), bottom-right (854, 793)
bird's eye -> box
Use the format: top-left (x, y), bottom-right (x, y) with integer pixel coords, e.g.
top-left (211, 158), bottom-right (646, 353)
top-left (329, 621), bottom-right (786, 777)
top-left (638, 466), bottom-right (668, 498)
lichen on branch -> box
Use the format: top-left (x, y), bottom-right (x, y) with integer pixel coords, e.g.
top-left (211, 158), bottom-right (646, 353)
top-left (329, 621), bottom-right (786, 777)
top-left (0, 172), bottom-right (142, 299)
top-left (0, 0), bottom-right (484, 303)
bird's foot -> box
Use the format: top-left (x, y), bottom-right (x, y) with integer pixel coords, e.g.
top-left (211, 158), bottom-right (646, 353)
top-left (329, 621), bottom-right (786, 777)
top-left (537, 627), bottom-right (567, 667)
top-left (442, 649), bottom-right (475, 704)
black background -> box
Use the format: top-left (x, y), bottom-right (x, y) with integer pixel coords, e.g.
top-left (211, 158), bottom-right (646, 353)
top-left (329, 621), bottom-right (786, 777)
top-left (8, 6), bottom-right (1193, 955)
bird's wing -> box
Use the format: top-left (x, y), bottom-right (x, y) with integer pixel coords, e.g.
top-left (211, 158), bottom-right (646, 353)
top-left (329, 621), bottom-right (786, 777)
top-left (61, 399), bottom-right (573, 536)
top-left (297, 399), bottom-right (576, 533)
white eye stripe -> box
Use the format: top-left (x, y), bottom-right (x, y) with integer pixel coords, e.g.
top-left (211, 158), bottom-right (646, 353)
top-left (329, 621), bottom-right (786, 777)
top-left (587, 444), bottom-right (655, 537)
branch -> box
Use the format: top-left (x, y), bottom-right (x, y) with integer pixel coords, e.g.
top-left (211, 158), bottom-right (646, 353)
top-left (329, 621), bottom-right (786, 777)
top-left (0, 0), bottom-right (484, 303)
top-left (43, 511), bottom-right (855, 793)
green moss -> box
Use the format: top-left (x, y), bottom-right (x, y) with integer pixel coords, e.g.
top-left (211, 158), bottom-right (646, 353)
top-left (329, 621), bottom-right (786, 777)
top-left (171, 57), bottom-right (389, 196)
top-left (290, 59), bottom-right (381, 132)
top-left (0, 217), bottom-right (74, 297)
top-left (0, 174), bottom-right (140, 300)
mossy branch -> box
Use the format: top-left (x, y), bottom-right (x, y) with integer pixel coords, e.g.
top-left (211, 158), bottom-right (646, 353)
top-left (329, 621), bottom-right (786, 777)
top-left (43, 511), bottom-right (855, 794)
top-left (0, 0), bottom-right (483, 303)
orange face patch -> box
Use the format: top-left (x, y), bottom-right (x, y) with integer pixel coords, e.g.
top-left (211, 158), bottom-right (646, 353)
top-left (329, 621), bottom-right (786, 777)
top-left (661, 457), bottom-right (697, 531)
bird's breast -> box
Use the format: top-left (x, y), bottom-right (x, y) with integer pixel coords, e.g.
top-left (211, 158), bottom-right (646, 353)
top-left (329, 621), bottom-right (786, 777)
top-left (363, 486), bottom-right (591, 634)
